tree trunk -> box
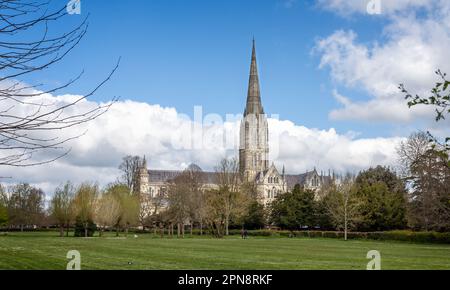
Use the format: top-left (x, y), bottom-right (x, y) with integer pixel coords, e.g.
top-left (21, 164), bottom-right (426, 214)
top-left (177, 223), bottom-right (181, 238)
top-left (20, 224), bottom-right (24, 232)
top-left (59, 226), bottom-right (64, 237)
top-left (125, 226), bottom-right (129, 237)
top-left (200, 221), bottom-right (203, 236)
top-left (66, 223), bottom-right (70, 237)
top-left (344, 208), bottom-right (348, 241)
top-left (116, 226), bottom-right (119, 237)
top-left (190, 223), bottom-right (193, 236)
top-left (84, 225), bottom-right (88, 238)
top-left (225, 217), bottom-right (229, 236)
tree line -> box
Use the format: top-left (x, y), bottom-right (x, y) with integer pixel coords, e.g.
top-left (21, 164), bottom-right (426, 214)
top-left (0, 130), bottom-right (448, 238)
top-left (0, 181), bottom-right (140, 238)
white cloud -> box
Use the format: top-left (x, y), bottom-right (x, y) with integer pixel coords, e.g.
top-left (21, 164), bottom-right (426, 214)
top-left (269, 119), bottom-right (403, 174)
top-left (0, 91), bottom-right (404, 197)
top-left (314, 0), bottom-right (450, 128)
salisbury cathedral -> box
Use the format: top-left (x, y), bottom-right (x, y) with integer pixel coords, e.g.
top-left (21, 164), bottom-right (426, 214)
top-left (138, 41), bottom-right (336, 205)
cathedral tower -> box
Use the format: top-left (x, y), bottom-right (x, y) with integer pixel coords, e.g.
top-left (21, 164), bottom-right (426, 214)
top-left (239, 40), bottom-right (269, 181)
top-left (137, 156), bottom-right (150, 195)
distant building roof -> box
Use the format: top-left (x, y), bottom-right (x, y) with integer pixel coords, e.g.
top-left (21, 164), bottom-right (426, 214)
top-left (148, 169), bottom-right (219, 184)
top-left (148, 169), bottom-right (333, 189)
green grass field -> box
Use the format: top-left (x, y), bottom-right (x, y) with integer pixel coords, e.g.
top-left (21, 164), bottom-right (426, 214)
top-left (0, 232), bottom-right (449, 270)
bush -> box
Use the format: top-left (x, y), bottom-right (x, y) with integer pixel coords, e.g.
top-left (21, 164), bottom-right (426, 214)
top-left (74, 217), bottom-right (97, 237)
top-left (225, 229), bottom-right (450, 244)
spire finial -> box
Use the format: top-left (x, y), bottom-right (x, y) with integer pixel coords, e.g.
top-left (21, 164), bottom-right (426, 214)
top-left (142, 155), bottom-right (147, 168)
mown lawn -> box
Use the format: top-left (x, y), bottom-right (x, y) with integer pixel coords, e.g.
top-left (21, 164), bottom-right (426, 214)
top-left (0, 232), bottom-right (449, 270)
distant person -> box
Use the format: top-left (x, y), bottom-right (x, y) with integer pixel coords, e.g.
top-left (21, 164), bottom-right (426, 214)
top-left (241, 228), bottom-right (245, 239)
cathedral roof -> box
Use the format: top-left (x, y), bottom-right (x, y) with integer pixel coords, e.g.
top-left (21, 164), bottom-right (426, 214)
top-left (284, 171), bottom-right (334, 189)
top-left (147, 169), bottom-right (219, 184)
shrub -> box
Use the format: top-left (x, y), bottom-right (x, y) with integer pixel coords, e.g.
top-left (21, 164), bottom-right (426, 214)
top-left (74, 217), bottom-right (97, 237)
top-left (225, 229), bottom-right (450, 244)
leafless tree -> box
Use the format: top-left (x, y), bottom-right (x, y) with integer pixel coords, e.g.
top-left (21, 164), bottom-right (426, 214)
top-left (0, 0), bottom-right (118, 167)
top-left (49, 181), bottom-right (76, 237)
top-left (6, 182), bottom-right (46, 231)
top-left (398, 132), bottom-right (450, 231)
top-left (118, 155), bottom-right (142, 192)
top-left (73, 182), bottom-right (98, 237)
top-left (167, 171), bottom-right (193, 238)
top-left (94, 192), bottom-right (121, 237)
top-left (214, 157), bottom-right (242, 236)
top-left (325, 176), bottom-right (361, 240)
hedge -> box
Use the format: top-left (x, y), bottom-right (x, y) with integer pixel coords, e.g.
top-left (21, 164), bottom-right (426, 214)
top-left (226, 229), bottom-right (450, 244)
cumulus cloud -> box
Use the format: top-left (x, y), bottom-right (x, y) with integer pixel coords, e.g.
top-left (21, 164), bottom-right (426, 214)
top-left (269, 119), bottom-right (403, 174)
top-left (314, 0), bottom-right (450, 129)
top-left (0, 91), bottom-right (404, 196)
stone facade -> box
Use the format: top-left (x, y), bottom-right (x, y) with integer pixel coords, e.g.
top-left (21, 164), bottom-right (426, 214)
top-left (137, 41), bottom-right (337, 208)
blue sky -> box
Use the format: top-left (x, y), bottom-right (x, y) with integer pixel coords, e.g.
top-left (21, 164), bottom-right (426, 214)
top-left (5, 0), bottom-right (449, 193)
top-left (24, 0), bottom-right (399, 138)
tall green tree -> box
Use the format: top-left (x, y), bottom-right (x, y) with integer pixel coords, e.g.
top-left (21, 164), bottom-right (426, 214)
top-left (353, 166), bottom-right (408, 231)
top-left (241, 201), bottom-right (266, 230)
top-left (270, 185), bottom-right (316, 231)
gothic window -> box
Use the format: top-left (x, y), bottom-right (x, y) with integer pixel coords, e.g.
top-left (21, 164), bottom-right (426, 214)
top-left (312, 177), bottom-right (319, 187)
top-left (245, 122), bottom-right (250, 147)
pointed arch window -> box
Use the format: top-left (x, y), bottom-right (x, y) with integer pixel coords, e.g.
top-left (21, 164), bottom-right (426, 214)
top-left (245, 122), bottom-right (250, 146)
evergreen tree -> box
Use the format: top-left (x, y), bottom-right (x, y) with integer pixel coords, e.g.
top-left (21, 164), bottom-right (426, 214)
top-left (270, 185), bottom-right (316, 231)
top-left (354, 166), bottom-right (407, 231)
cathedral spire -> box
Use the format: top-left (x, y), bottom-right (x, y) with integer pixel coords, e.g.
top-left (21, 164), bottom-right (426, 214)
top-left (245, 39), bottom-right (264, 116)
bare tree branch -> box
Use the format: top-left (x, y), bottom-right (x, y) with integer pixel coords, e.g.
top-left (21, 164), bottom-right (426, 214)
top-left (0, 0), bottom-right (119, 167)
